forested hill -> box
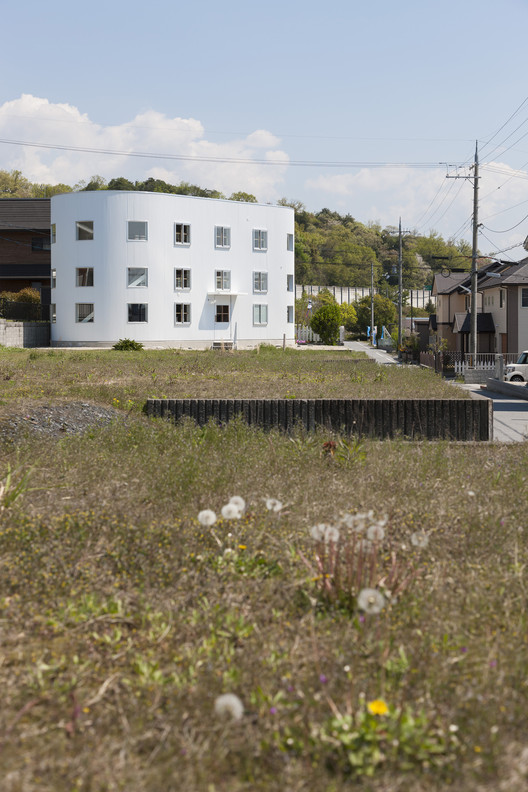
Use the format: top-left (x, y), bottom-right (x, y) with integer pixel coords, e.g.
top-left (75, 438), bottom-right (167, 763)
top-left (1, 168), bottom-right (474, 290)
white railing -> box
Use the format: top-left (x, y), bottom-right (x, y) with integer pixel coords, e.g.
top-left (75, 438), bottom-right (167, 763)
top-left (453, 353), bottom-right (518, 375)
top-left (295, 324), bottom-right (321, 344)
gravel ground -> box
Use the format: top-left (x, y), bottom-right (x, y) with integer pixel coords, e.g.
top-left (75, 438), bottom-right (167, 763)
top-left (0, 401), bottom-right (126, 440)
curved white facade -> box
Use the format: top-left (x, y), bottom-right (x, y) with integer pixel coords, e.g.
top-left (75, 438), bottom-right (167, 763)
top-left (50, 191), bottom-right (295, 348)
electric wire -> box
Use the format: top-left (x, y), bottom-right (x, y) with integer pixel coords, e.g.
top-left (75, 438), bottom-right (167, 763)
top-left (0, 137), bottom-right (447, 169)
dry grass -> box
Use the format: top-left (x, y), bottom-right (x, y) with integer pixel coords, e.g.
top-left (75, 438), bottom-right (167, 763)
top-left (1, 347), bottom-right (525, 791)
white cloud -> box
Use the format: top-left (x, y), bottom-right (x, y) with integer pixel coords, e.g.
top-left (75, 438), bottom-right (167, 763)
top-left (306, 162), bottom-right (528, 256)
top-left (0, 95), bottom-right (289, 201)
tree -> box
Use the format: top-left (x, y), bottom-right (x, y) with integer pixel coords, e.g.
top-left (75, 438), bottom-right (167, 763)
top-left (339, 302), bottom-right (357, 332)
top-left (31, 183), bottom-right (72, 198)
top-left (354, 294), bottom-right (397, 335)
top-left (107, 177), bottom-right (136, 191)
top-left (310, 303), bottom-right (341, 345)
top-left (229, 191), bottom-right (257, 203)
top-left (0, 169), bottom-right (33, 198)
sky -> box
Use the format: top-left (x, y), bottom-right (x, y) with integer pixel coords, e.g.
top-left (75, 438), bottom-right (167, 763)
top-left (2, 0), bottom-right (528, 261)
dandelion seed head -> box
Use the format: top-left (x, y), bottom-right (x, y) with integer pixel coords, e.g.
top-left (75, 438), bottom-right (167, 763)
top-left (467, 490), bottom-right (476, 498)
top-left (197, 509), bottom-right (217, 527)
top-left (214, 693), bottom-right (244, 721)
top-left (229, 496), bottom-right (246, 513)
top-left (411, 531), bottom-right (429, 548)
top-left (357, 588), bottom-right (385, 615)
top-left (367, 524), bottom-right (385, 542)
top-left (221, 503), bottom-right (242, 520)
top-left (324, 525), bottom-right (340, 544)
top-left (310, 523), bottom-right (330, 541)
top-left (265, 498), bottom-right (283, 512)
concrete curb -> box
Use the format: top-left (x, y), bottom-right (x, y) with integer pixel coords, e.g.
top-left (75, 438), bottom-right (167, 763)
top-left (484, 378), bottom-right (528, 401)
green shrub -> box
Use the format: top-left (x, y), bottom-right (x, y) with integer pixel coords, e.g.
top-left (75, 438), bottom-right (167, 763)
top-left (112, 338), bottom-right (144, 351)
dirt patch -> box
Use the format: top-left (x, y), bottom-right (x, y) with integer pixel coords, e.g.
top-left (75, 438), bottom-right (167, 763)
top-left (0, 401), bottom-right (126, 439)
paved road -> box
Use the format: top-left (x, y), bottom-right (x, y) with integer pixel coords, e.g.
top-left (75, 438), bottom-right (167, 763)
top-left (343, 340), bottom-right (398, 364)
top-left (451, 382), bottom-right (528, 443)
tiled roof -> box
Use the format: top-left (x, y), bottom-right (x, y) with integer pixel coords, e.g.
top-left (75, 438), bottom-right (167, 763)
top-left (0, 199), bottom-right (51, 229)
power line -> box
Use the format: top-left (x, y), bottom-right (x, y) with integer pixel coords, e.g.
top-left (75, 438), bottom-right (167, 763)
top-left (0, 137), bottom-right (450, 169)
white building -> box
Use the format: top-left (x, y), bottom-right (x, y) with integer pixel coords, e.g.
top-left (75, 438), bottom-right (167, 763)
top-left (50, 191), bottom-right (295, 348)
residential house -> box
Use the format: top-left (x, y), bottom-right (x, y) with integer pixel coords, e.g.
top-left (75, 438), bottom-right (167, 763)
top-left (0, 199), bottom-right (52, 304)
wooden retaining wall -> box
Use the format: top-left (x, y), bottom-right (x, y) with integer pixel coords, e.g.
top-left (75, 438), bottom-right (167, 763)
top-left (146, 398), bottom-right (492, 441)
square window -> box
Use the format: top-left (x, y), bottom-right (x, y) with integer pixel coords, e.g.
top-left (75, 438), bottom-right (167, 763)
top-left (174, 223), bottom-right (191, 245)
top-left (287, 233), bottom-right (294, 251)
top-left (76, 303), bottom-right (94, 323)
top-left (76, 267), bottom-right (94, 287)
top-left (127, 267), bottom-right (148, 288)
top-left (253, 304), bottom-right (268, 325)
top-left (174, 268), bottom-right (191, 289)
top-left (128, 221), bottom-right (148, 241)
top-left (253, 271), bottom-right (268, 293)
top-left (522, 288), bottom-right (528, 308)
top-left (128, 303), bottom-right (148, 322)
top-left (51, 269), bottom-right (56, 289)
top-left (76, 221), bottom-right (94, 240)
top-left (287, 274), bottom-right (294, 292)
top-left (175, 303), bottom-right (191, 324)
top-left (50, 304), bottom-right (56, 323)
top-left (215, 304), bottom-right (229, 323)
top-left (215, 226), bottom-right (231, 248)
top-left (287, 305), bottom-right (294, 323)
top-left (253, 229), bottom-right (268, 250)
top-left (216, 270), bottom-right (231, 290)
top-left (51, 224), bottom-right (56, 244)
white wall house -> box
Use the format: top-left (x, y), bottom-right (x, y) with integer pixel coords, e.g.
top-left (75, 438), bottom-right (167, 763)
top-left (50, 191), bottom-right (295, 348)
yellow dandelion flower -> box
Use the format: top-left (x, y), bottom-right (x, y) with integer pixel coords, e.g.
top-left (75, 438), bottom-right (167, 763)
top-left (367, 698), bottom-right (389, 716)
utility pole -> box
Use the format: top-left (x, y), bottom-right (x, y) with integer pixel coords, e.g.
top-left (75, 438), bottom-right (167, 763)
top-left (470, 141), bottom-right (480, 362)
top-left (370, 258), bottom-right (375, 346)
top-left (398, 218), bottom-right (403, 359)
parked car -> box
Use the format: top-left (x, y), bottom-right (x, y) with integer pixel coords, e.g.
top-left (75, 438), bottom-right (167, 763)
top-left (505, 351), bottom-right (528, 382)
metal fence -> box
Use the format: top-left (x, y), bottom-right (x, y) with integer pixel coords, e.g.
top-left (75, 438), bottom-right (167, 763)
top-left (0, 299), bottom-right (49, 322)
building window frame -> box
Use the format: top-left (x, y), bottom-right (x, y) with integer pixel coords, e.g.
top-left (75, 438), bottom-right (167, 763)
top-left (215, 304), bottom-right (230, 323)
top-left (128, 303), bottom-right (148, 322)
top-left (215, 270), bottom-right (231, 291)
top-left (253, 229), bottom-right (268, 251)
top-left (174, 268), bottom-right (191, 290)
top-left (76, 220), bottom-right (94, 241)
top-left (287, 305), bottom-right (294, 323)
top-left (215, 226), bottom-right (231, 249)
top-left (174, 223), bottom-right (191, 245)
top-left (522, 288), bottom-right (528, 308)
top-left (287, 233), bottom-right (294, 252)
top-left (253, 304), bottom-right (268, 326)
top-left (76, 267), bottom-right (94, 287)
top-left (50, 304), bottom-right (56, 323)
top-left (51, 224), bottom-right (56, 244)
top-left (253, 271), bottom-right (268, 293)
top-left (75, 303), bottom-right (94, 323)
top-left (51, 269), bottom-right (56, 289)
top-left (287, 274), bottom-right (294, 292)
top-left (175, 303), bottom-right (191, 324)
top-left (127, 267), bottom-right (148, 288)
top-left (127, 221), bottom-right (148, 241)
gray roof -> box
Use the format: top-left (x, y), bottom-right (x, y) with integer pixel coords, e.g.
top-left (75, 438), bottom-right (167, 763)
top-left (0, 199), bottom-right (51, 230)
top-left (433, 272), bottom-right (469, 295)
top-left (453, 312), bottom-right (495, 333)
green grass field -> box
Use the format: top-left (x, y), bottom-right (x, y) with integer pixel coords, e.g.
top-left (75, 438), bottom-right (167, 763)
top-left (0, 347), bottom-right (526, 791)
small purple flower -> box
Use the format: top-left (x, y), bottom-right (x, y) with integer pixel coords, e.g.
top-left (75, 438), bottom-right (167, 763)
top-left (270, 706), bottom-right (277, 715)
top-left (489, 660), bottom-right (497, 668)
top-left (319, 674), bottom-right (328, 684)
top-left (460, 647), bottom-right (468, 653)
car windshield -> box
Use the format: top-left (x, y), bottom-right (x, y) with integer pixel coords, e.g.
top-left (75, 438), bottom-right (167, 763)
top-left (517, 352), bottom-right (528, 364)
